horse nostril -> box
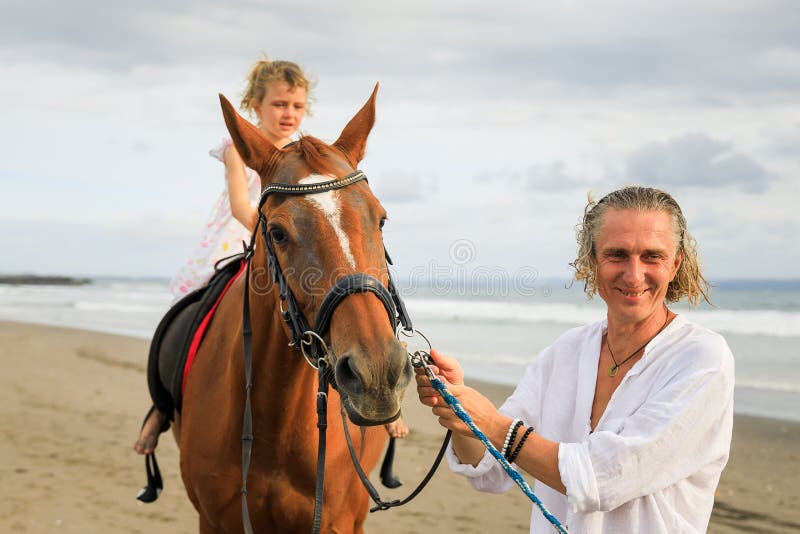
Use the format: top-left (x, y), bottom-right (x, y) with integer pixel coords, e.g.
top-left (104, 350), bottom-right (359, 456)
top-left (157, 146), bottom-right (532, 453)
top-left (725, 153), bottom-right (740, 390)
top-left (335, 355), bottom-right (365, 396)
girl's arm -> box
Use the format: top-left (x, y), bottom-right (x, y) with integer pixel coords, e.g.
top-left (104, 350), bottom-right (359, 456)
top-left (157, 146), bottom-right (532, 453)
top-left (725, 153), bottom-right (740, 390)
top-left (223, 144), bottom-right (258, 232)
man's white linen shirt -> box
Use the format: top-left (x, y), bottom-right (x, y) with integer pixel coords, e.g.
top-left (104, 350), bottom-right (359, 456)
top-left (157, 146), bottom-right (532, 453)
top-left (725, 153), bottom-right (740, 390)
top-left (446, 314), bottom-right (734, 533)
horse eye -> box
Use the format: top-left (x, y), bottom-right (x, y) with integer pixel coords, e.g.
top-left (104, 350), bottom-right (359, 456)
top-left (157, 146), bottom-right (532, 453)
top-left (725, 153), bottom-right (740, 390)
top-left (379, 217), bottom-right (387, 230)
top-left (269, 227), bottom-right (288, 244)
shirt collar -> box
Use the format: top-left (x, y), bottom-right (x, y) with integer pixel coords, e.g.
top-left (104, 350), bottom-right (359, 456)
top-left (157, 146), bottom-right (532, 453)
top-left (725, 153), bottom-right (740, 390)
top-left (629, 313), bottom-right (686, 377)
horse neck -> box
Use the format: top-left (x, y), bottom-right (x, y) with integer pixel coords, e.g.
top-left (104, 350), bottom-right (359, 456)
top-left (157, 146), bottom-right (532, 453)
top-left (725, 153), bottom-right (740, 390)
top-left (246, 252), bottom-right (318, 404)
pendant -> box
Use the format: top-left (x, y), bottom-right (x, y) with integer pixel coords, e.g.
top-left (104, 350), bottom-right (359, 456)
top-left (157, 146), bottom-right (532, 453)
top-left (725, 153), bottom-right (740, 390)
top-left (608, 365), bottom-right (619, 377)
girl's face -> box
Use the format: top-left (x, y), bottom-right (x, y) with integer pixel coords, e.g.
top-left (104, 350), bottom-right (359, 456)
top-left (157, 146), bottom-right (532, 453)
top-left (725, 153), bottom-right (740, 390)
top-left (253, 81), bottom-right (307, 147)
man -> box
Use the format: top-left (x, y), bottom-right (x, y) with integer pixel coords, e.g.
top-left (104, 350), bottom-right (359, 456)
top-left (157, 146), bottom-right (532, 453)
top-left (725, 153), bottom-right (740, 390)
top-left (417, 186), bottom-right (734, 532)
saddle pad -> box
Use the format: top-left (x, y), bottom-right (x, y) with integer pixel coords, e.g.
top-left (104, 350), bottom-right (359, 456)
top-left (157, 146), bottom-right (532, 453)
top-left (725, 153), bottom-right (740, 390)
top-left (146, 255), bottom-right (245, 418)
top-left (181, 261), bottom-right (246, 394)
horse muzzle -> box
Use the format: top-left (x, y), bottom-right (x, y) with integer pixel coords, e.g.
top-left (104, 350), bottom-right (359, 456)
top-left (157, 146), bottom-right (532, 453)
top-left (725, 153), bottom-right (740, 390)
top-left (333, 342), bottom-right (412, 426)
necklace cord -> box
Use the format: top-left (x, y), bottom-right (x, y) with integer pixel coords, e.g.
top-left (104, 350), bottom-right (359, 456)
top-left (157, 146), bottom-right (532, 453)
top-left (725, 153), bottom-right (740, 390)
top-left (606, 307), bottom-right (671, 376)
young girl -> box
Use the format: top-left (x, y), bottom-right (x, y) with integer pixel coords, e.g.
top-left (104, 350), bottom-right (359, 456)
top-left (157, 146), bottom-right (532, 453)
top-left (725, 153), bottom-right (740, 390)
top-left (168, 58), bottom-right (310, 302)
top-left (134, 58), bottom-right (407, 456)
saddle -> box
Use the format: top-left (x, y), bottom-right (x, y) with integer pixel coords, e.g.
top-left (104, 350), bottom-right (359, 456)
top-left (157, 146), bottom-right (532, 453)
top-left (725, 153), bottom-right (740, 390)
top-left (147, 254), bottom-right (246, 419)
top-left (137, 254), bottom-right (244, 504)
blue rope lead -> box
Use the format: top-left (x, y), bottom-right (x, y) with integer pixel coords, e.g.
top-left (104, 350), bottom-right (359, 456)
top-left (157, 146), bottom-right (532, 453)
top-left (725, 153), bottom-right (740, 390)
top-left (423, 365), bottom-right (568, 533)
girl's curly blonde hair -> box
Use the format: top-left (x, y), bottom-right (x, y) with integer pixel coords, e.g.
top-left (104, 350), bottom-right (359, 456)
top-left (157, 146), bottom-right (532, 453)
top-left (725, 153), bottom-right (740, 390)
top-left (240, 56), bottom-right (313, 117)
top-left (570, 186), bottom-right (711, 306)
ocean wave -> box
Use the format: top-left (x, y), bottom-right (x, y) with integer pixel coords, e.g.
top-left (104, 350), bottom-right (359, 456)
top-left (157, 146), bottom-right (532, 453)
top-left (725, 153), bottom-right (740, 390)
top-left (0, 300), bottom-right (75, 309)
top-left (404, 298), bottom-right (800, 338)
top-left (456, 350), bottom-right (534, 367)
top-left (682, 309), bottom-right (800, 338)
top-left (73, 300), bottom-right (168, 314)
top-left (406, 298), bottom-right (604, 326)
top-left (735, 380), bottom-right (800, 394)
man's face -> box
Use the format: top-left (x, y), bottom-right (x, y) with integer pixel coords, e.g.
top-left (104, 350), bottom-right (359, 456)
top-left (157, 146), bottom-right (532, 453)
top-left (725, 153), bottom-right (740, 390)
top-left (594, 208), bottom-right (682, 325)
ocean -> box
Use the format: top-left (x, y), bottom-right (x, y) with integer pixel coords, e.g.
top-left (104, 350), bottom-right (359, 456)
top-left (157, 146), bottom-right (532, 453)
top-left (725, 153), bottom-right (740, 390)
top-left (1, 276), bottom-right (798, 421)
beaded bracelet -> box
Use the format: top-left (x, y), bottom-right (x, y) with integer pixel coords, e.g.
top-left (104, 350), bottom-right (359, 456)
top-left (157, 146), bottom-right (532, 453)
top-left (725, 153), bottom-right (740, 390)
top-left (507, 426), bottom-right (535, 463)
top-left (504, 421), bottom-right (525, 461)
top-left (501, 419), bottom-right (523, 459)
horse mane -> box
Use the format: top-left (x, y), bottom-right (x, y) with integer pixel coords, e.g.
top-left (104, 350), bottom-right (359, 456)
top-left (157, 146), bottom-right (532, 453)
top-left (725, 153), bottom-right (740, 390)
top-left (289, 135), bottom-right (346, 178)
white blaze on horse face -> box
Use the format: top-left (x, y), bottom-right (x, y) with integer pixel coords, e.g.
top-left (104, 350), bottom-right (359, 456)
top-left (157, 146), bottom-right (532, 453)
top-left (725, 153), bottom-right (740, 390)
top-left (299, 174), bottom-right (357, 269)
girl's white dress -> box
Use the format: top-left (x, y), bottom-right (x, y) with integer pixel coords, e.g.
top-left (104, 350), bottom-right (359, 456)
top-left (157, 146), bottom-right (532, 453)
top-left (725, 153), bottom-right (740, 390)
top-left (168, 138), bottom-right (261, 303)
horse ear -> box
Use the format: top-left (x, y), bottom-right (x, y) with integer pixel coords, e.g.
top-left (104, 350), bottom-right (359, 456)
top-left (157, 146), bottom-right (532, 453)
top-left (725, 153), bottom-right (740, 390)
top-left (218, 94), bottom-right (279, 173)
top-left (333, 83), bottom-right (378, 166)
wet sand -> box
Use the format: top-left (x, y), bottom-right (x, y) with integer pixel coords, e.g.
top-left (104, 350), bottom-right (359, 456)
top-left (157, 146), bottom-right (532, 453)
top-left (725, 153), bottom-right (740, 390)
top-left (1, 321), bottom-right (798, 533)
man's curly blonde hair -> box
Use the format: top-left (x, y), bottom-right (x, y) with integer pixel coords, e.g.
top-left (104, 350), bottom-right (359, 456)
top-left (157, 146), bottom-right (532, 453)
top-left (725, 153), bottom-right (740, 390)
top-left (570, 186), bottom-right (711, 307)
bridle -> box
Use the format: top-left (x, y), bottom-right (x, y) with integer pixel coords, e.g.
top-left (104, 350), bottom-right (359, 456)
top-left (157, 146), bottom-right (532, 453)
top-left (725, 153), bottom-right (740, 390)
top-left (239, 170), bottom-right (450, 533)
top-left (253, 171), bottom-right (411, 355)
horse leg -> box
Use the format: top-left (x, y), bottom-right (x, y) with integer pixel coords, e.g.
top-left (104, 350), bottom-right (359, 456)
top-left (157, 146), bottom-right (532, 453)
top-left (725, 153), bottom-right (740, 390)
top-left (198, 516), bottom-right (215, 534)
top-left (348, 499), bottom-right (368, 534)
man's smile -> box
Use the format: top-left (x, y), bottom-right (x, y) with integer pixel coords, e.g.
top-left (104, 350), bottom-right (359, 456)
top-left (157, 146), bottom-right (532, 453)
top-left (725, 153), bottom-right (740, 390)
top-left (618, 288), bottom-right (649, 298)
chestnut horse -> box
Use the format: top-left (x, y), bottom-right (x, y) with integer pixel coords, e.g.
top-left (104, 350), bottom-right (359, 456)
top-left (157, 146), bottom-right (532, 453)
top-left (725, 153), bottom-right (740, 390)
top-left (178, 86), bottom-right (413, 532)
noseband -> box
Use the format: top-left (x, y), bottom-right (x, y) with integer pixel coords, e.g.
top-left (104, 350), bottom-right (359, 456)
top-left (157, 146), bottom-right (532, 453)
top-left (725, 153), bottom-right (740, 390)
top-left (240, 170), bottom-right (442, 534)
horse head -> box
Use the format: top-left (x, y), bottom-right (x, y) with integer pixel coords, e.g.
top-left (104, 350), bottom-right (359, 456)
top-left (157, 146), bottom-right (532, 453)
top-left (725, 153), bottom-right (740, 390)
top-left (219, 85), bottom-right (412, 426)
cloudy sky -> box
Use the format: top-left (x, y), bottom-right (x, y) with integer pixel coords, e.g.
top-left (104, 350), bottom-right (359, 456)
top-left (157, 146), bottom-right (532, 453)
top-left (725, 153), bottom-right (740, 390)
top-left (1, 0), bottom-right (798, 280)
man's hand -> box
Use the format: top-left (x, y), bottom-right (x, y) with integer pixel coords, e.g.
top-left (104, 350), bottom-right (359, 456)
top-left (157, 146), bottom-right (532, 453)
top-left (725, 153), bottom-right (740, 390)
top-left (415, 349), bottom-right (509, 465)
top-left (415, 349), bottom-right (507, 440)
top-left (415, 349), bottom-right (464, 407)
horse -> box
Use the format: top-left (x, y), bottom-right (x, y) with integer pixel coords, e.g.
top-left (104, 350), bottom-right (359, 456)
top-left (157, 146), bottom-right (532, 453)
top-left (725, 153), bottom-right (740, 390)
top-left (177, 85), bottom-right (414, 532)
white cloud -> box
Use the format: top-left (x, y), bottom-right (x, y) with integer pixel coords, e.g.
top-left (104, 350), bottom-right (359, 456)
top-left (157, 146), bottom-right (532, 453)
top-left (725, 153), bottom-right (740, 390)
top-left (626, 133), bottom-right (772, 192)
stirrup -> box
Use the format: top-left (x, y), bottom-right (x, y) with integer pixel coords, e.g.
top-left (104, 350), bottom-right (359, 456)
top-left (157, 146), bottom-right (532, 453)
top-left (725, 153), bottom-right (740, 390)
top-left (136, 453), bottom-right (163, 503)
top-left (135, 406), bottom-right (169, 502)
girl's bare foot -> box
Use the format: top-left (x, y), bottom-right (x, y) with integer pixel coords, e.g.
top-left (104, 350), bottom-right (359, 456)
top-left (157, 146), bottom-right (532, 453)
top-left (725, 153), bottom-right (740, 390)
top-left (134, 409), bottom-right (167, 455)
top-left (384, 416), bottom-right (409, 438)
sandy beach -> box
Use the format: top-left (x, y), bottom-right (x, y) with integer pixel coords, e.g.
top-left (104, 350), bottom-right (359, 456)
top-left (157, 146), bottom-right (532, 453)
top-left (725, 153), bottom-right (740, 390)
top-left (1, 321), bottom-right (798, 533)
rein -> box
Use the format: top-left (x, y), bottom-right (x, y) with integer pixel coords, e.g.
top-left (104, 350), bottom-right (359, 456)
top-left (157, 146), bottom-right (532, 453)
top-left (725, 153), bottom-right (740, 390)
top-left (239, 170), bottom-right (447, 533)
